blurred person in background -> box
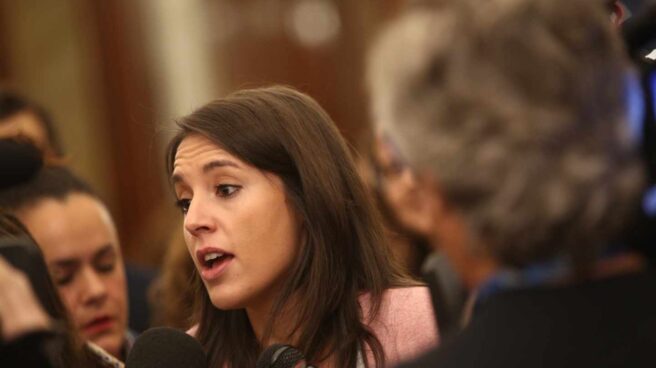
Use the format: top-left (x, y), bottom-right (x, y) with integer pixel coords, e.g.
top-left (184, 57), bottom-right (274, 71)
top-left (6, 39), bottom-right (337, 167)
top-left (357, 131), bottom-right (466, 338)
top-left (0, 89), bottom-right (65, 160)
top-left (0, 211), bottom-right (83, 367)
top-left (0, 254), bottom-right (62, 367)
top-left (355, 134), bottom-right (430, 277)
top-left (0, 166), bottom-right (132, 361)
top-left (0, 89), bottom-right (154, 334)
top-left (369, 0), bottom-right (655, 367)
top-left (0, 211), bottom-right (121, 367)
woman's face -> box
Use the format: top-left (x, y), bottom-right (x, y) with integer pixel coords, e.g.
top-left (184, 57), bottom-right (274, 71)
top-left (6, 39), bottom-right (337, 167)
top-left (172, 134), bottom-right (303, 311)
top-left (375, 135), bottom-right (435, 238)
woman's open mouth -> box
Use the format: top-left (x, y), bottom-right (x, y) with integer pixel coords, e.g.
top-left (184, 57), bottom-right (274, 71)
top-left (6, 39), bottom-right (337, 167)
top-left (198, 250), bottom-right (234, 281)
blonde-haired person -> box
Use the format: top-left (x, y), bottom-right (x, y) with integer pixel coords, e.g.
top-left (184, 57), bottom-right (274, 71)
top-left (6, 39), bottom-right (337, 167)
top-left (369, 0), bottom-right (654, 367)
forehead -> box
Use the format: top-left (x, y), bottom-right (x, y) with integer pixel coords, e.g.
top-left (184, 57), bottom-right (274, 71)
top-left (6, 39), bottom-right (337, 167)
top-left (173, 134), bottom-right (243, 174)
top-left (175, 134), bottom-right (228, 160)
top-left (18, 193), bottom-right (119, 261)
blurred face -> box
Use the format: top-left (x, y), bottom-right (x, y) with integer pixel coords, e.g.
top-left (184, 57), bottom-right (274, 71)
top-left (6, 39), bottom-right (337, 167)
top-left (172, 134), bottom-right (302, 312)
top-left (0, 111), bottom-right (49, 153)
top-left (375, 135), bottom-right (435, 238)
top-left (17, 194), bottom-right (128, 358)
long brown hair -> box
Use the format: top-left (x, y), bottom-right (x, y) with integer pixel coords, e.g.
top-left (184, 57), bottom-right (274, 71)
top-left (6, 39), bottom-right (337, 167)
top-left (166, 86), bottom-right (412, 367)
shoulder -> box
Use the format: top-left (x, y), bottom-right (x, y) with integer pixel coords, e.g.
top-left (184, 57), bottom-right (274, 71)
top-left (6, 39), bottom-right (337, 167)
top-left (383, 286), bottom-right (436, 319)
top-left (361, 286), bottom-right (439, 365)
top-left (362, 286), bottom-right (437, 326)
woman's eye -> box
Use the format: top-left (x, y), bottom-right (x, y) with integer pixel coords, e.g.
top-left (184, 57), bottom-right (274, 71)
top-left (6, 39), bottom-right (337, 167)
top-left (52, 272), bottom-right (74, 286)
top-left (175, 198), bottom-right (191, 214)
top-left (216, 184), bottom-right (240, 198)
top-left (95, 257), bottom-right (116, 274)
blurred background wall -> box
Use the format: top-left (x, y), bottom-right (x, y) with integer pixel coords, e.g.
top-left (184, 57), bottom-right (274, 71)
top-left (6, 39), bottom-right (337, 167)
top-left (2, 0), bottom-right (652, 268)
top-left (0, 0), bottom-right (406, 267)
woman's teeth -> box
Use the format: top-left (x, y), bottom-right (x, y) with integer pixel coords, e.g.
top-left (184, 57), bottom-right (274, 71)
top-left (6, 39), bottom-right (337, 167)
top-left (204, 252), bottom-right (225, 267)
top-left (205, 252), bottom-right (224, 262)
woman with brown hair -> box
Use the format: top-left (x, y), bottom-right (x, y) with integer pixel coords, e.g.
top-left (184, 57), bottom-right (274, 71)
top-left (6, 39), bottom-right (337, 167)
top-left (166, 85), bottom-right (438, 367)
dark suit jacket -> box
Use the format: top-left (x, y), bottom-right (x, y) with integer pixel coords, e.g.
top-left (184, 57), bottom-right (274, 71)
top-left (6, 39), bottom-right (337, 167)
top-left (398, 270), bottom-right (656, 368)
top-left (126, 263), bottom-right (157, 333)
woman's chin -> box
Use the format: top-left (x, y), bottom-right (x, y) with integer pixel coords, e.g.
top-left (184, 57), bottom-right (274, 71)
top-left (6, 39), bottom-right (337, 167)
top-left (209, 292), bottom-right (246, 310)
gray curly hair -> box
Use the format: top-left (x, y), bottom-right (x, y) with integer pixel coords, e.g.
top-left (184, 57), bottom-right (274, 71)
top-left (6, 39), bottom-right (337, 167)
top-left (368, 0), bottom-right (645, 269)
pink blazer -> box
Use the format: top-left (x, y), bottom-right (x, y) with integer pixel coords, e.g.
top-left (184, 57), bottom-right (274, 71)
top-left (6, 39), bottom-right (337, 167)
top-left (188, 286), bottom-right (439, 367)
top-left (361, 286), bottom-right (439, 366)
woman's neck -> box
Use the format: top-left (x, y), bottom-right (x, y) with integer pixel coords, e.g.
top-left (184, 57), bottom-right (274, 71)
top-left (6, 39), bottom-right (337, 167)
top-left (246, 296), bottom-right (299, 347)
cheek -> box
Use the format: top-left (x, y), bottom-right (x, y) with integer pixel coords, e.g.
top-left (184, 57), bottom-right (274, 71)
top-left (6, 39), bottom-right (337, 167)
top-left (55, 286), bottom-right (83, 322)
top-left (248, 214), bottom-right (301, 277)
top-left (183, 230), bottom-right (200, 268)
top-left (107, 271), bottom-right (128, 303)
top-left (265, 247), bottom-right (297, 282)
top-left (183, 230), bottom-right (193, 251)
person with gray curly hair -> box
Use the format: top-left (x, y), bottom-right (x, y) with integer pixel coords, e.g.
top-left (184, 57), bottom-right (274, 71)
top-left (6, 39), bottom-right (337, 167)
top-left (369, 0), bottom-right (656, 367)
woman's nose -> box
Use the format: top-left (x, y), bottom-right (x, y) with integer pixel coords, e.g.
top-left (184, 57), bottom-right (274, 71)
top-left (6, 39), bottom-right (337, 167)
top-left (80, 267), bottom-right (108, 306)
top-left (184, 198), bottom-right (215, 237)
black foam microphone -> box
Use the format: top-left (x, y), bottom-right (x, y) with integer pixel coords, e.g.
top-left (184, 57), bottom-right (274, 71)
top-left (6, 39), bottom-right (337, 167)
top-left (125, 327), bottom-right (207, 368)
top-left (256, 344), bottom-right (314, 368)
top-left (0, 139), bottom-right (42, 190)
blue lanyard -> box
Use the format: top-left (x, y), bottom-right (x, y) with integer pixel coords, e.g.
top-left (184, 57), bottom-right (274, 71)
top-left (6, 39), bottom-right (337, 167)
top-left (474, 257), bottom-right (571, 312)
top-left (473, 245), bottom-right (632, 312)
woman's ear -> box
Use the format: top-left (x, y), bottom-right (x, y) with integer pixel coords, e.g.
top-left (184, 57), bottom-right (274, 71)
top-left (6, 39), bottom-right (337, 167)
top-left (610, 1), bottom-right (626, 26)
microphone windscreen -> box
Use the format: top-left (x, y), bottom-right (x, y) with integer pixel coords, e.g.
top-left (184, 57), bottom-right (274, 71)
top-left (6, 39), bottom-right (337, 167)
top-left (0, 139), bottom-right (42, 190)
top-left (125, 327), bottom-right (207, 368)
top-left (256, 344), bottom-right (307, 368)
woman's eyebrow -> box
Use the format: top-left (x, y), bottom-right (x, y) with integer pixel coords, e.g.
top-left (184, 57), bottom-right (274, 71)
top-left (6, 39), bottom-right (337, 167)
top-left (92, 244), bottom-right (115, 263)
top-left (50, 258), bottom-right (79, 271)
top-left (171, 172), bottom-right (184, 185)
top-left (202, 159), bottom-right (241, 173)
top-left (171, 159), bottom-right (241, 184)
